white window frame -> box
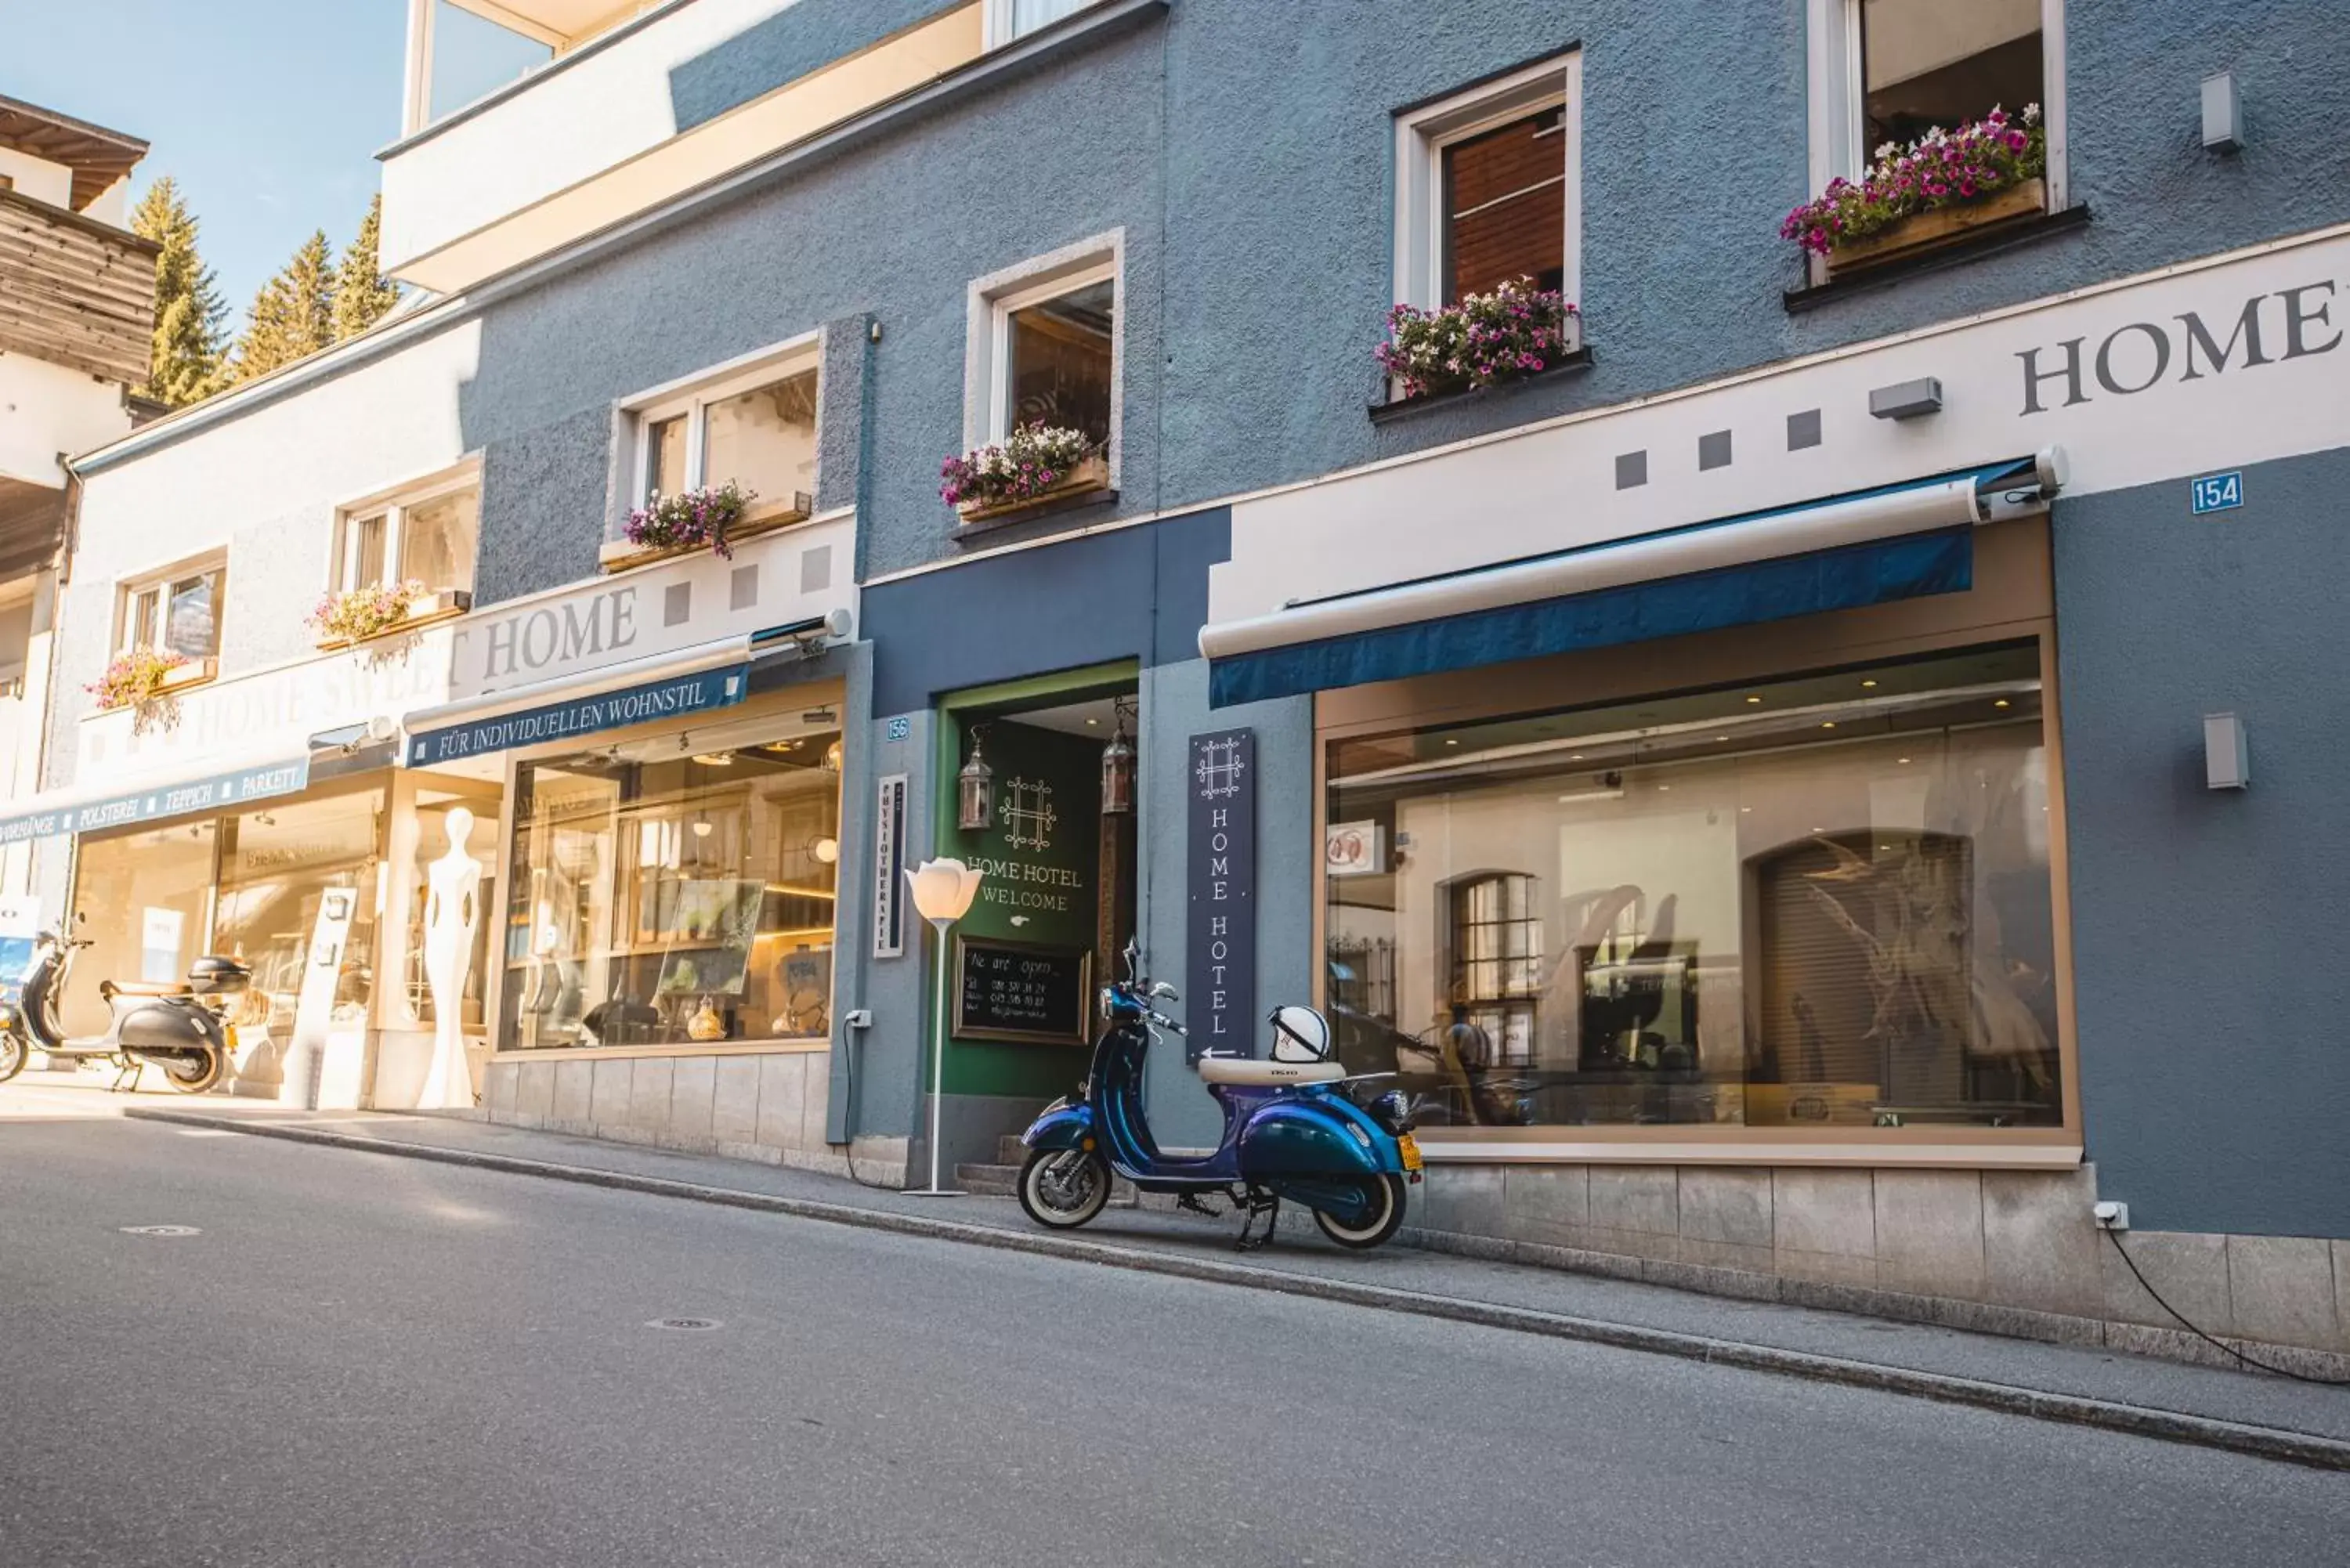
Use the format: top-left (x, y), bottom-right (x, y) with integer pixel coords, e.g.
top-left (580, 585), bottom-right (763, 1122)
top-left (619, 334), bottom-right (823, 514)
top-left (982, 0), bottom-right (1095, 49)
top-left (330, 461), bottom-right (482, 598)
top-left (1806, 0), bottom-right (2069, 226)
top-left (964, 232), bottom-right (1124, 472)
top-left (1393, 51), bottom-right (1584, 315)
top-left (115, 551), bottom-right (229, 664)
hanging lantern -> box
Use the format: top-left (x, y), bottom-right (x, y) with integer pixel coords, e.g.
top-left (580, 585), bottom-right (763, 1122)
top-left (1100, 703), bottom-right (1135, 816)
top-left (957, 729), bottom-right (995, 832)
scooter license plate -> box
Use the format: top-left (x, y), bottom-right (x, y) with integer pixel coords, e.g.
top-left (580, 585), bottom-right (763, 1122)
top-left (1397, 1134), bottom-right (1423, 1172)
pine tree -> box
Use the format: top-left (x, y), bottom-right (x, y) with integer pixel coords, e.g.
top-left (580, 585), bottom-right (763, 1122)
top-left (130, 177), bottom-right (229, 406)
top-left (332, 193), bottom-right (399, 341)
top-left (231, 229), bottom-right (337, 381)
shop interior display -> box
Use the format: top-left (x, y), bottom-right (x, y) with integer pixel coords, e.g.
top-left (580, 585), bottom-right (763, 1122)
top-left (504, 721), bottom-right (841, 1051)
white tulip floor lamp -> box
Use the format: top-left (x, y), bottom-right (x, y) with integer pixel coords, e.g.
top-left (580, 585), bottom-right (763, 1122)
top-left (905, 858), bottom-right (984, 1197)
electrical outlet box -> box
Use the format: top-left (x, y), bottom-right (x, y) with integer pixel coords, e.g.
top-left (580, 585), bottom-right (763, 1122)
top-left (2093, 1200), bottom-right (2130, 1231)
top-left (844, 1009), bottom-right (873, 1029)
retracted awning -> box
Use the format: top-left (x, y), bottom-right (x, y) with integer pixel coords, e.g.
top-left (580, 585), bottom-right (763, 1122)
top-left (0, 750), bottom-right (312, 847)
top-left (1200, 453), bottom-right (2064, 708)
top-left (402, 635), bottom-right (754, 766)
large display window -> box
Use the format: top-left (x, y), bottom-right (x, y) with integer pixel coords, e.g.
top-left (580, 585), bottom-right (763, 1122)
top-left (500, 699), bottom-right (843, 1053)
top-left (66, 820), bottom-right (219, 1036)
top-left (1325, 642), bottom-right (2063, 1135)
top-left (213, 788), bottom-right (385, 1042)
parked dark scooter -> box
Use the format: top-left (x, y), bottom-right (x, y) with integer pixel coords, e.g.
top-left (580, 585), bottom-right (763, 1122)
top-left (1016, 945), bottom-right (1422, 1250)
top-left (0, 924), bottom-right (248, 1093)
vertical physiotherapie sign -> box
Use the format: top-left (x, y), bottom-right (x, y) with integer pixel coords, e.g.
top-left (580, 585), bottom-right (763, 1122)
top-left (1185, 728), bottom-right (1255, 1060)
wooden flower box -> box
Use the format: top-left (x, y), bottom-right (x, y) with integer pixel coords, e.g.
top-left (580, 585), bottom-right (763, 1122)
top-left (597, 492), bottom-right (812, 574)
top-left (953, 454), bottom-right (1112, 526)
top-left (315, 589), bottom-right (472, 652)
top-left (1828, 179), bottom-right (2046, 276)
top-left (154, 656), bottom-right (216, 695)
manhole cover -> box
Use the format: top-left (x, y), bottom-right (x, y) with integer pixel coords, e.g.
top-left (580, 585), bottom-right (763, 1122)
top-left (120, 1224), bottom-right (201, 1237)
top-left (646, 1317), bottom-right (723, 1332)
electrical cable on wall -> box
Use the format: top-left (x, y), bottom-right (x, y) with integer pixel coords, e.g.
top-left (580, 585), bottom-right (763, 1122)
top-left (2100, 1228), bottom-right (2349, 1386)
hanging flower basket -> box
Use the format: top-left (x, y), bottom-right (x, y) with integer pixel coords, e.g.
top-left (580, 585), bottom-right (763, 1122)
top-left (942, 425), bottom-right (1107, 523)
top-left (1376, 278), bottom-right (1582, 402)
top-left (1782, 105), bottom-right (2046, 274)
top-left (87, 648), bottom-right (195, 711)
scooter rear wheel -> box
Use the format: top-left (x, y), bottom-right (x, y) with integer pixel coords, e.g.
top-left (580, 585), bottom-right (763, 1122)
top-left (1313, 1173), bottom-right (1408, 1250)
top-left (157, 1052), bottom-right (226, 1095)
top-left (1018, 1147), bottom-right (1112, 1230)
top-left (0, 1030), bottom-right (27, 1085)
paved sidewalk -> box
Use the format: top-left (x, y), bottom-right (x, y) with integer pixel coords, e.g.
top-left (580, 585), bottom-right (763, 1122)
top-left (116, 1096), bottom-right (2350, 1468)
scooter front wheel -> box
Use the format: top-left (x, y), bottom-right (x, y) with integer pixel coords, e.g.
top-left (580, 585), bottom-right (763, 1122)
top-left (1312, 1173), bottom-right (1408, 1250)
top-left (0, 1029), bottom-right (27, 1085)
top-left (1018, 1147), bottom-right (1112, 1230)
top-left (156, 1051), bottom-right (226, 1095)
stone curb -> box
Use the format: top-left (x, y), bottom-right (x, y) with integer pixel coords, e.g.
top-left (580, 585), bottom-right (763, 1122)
top-left (125, 1106), bottom-right (2350, 1473)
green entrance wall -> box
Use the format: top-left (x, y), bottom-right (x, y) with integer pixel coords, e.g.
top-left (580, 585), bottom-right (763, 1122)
top-left (938, 717), bottom-right (1105, 1099)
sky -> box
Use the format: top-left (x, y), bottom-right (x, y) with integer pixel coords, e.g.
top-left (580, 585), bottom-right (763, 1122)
top-left (0, 0), bottom-right (410, 327)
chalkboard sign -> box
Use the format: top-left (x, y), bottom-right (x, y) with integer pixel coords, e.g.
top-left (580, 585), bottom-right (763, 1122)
top-left (953, 936), bottom-right (1095, 1046)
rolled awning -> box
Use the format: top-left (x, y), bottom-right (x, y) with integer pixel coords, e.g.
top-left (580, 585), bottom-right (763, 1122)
top-left (1201, 453), bottom-right (2063, 707)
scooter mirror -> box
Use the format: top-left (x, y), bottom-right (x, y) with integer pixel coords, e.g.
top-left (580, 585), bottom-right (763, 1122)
top-left (1122, 937), bottom-right (1140, 979)
top-left (1149, 981), bottom-right (1179, 1000)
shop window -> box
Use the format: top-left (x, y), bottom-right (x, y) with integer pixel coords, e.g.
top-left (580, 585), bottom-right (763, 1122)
top-left (333, 471), bottom-right (479, 598)
top-left (118, 558), bottom-right (226, 663)
top-left (1323, 642), bottom-right (2063, 1135)
top-left (1395, 52), bottom-right (1581, 311)
top-left (501, 705), bottom-right (844, 1052)
top-left (63, 820), bottom-right (219, 1037)
top-left (212, 789), bottom-right (385, 1047)
top-left (1809, 0), bottom-right (2065, 222)
top-left (627, 353), bottom-right (819, 514)
top-left (983, 0), bottom-right (1092, 46)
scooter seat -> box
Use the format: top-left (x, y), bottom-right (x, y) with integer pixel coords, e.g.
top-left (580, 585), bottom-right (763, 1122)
top-left (1195, 1055), bottom-right (1346, 1087)
top-left (101, 980), bottom-right (191, 999)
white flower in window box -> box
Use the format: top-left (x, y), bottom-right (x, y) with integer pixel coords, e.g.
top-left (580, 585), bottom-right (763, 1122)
top-left (941, 425), bottom-right (1108, 523)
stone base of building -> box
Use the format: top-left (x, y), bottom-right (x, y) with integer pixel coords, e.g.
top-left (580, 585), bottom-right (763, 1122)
top-left (479, 1050), bottom-right (885, 1180)
top-left (1408, 1162), bottom-right (2350, 1375)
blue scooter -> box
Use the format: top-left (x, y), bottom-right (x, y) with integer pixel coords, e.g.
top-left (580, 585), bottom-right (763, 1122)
top-left (1015, 946), bottom-right (1423, 1249)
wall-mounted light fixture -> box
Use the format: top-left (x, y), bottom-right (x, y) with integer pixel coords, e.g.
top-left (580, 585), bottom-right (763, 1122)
top-left (1869, 377), bottom-right (1943, 421)
top-left (2202, 70), bottom-right (2243, 153)
top-left (2204, 712), bottom-right (2249, 789)
top-left (1100, 699), bottom-right (1135, 815)
top-left (957, 724), bottom-right (995, 831)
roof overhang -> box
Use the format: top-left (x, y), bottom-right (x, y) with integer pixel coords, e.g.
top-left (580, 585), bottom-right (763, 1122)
top-left (0, 94), bottom-right (146, 211)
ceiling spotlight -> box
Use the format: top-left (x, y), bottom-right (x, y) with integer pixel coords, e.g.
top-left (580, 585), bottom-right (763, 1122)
top-left (1861, 679), bottom-right (1878, 688)
top-left (1820, 721), bottom-right (1836, 729)
top-left (1994, 699), bottom-right (2012, 708)
top-left (1745, 695), bottom-right (1763, 705)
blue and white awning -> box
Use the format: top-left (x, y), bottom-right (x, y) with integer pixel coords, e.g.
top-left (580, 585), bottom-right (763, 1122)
top-left (1198, 454), bottom-right (2063, 707)
top-left (0, 753), bottom-right (311, 847)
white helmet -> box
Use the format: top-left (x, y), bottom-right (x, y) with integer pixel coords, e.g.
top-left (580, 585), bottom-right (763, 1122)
top-left (1267, 1004), bottom-right (1332, 1062)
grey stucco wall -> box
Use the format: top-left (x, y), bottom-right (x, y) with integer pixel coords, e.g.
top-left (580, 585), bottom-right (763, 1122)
top-left (2055, 446), bottom-right (2350, 1238)
top-left (446, 0), bottom-right (2350, 604)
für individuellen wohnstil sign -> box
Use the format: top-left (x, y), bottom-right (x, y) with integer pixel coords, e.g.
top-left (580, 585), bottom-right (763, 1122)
top-left (406, 665), bottom-right (747, 764)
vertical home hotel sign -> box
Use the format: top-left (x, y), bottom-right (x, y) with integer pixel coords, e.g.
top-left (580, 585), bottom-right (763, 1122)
top-left (1186, 729), bottom-right (1255, 1059)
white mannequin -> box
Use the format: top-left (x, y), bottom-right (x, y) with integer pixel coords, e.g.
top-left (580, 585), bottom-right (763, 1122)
top-left (418, 807), bottom-right (484, 1109)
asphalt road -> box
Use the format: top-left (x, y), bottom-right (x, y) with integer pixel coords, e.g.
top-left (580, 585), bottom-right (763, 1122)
top-left (1, 1107), bottom-right (2343, 1567)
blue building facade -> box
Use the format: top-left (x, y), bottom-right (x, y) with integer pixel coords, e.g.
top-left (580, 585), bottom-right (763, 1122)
top-left (31, 0), bottom-right (2350, 1366)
